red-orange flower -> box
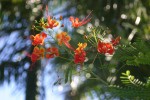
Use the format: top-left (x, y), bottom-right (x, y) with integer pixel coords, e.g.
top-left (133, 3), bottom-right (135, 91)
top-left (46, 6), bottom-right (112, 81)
top-left (30, 53), bottom-right (39, 63)
top-left (74, 50), bottom-right (86, 64)
top-left (46, 47), bottom-right (59, 59)
top-left (45, 16), bottom-right (59, 29)
top-left (56, 32), bottom-right (74, 50)
top-left (111, 36), bottom-right (121, 46)
top-left (31, 46), bottom-right (45, 62)
top-left (56, 32), bottom-right (70, 45)
top-left (97, 36), bottom-right (121, 55)
top-left (74, 43), bottom-right (87, 64)
top-left (97, 40), bottom-right (114, 55)
top-left (69, 11), bottom-right (92, 28)
top-left (75, 43), bottom-right (87, 54)
top-left (45, 5), bottom-right (59, 29)
top-left (30, 32), bottom-right (47, 46)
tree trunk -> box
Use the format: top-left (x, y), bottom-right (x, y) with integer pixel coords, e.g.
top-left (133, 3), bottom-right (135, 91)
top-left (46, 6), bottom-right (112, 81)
top-left (25, 62), bottom-right (40, 100)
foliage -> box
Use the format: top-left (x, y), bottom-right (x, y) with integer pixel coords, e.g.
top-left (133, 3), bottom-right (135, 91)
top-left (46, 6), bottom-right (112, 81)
top-left (109, 70), bottom-right (150, 99)
top-left (114, 38), bottom-right (150, 66)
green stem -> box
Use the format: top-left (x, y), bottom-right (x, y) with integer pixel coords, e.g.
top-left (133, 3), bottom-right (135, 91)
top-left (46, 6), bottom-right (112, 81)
top-left (87, 78), bottom-right (99, 80)
top-left (46, 29), bottom-right (57, 41)
top-left (93, 30), bottom-right (98, 44)
top-left (57, 56), bottom-right (72, 61)
top-left (72, 68), bottom-right (89, 75)
top-left (92, 53), bottom-right (98, 64)
top-left (86, 36), bottom-right (96, 46)
top-left (90, 70), bottom-right (108, 86)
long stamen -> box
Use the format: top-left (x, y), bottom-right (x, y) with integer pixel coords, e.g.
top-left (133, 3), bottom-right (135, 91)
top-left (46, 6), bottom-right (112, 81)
top-left (46, 5), bottom-right (49, 17)
top-left (64, 41), bottom-right (75, 51)
top-left (79, 17), bottom-right (92, 27)
top-left (81, 10), bottom-right (93, 22)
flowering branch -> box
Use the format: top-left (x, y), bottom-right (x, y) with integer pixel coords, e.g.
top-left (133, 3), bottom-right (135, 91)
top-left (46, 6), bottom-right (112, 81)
top-left (27, 6), bottom-right (121, 87)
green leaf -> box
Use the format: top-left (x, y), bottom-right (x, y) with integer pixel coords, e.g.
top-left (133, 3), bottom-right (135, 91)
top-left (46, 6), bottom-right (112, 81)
top-left (126, 70), bottom-right (130, 76)
top-left (53, 80), bottom-right (60, 86)
top-left (65, 66), bottom-right (70, 83)
top-left (69, 67), bottom-right (72, 83)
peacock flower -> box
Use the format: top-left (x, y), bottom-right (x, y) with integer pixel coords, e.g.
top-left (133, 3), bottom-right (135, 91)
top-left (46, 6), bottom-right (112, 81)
top-left (97, 40), bottom-right (114, 55)
top-left (56, 32), bottom-right (74, 50)
top-left (45, 16), bottom-right (59, 29)
top-left (74, 50), bottom-right (86, 64)
top-left (75, 43), bottom-right (87, 54)
top-left (33, 46), bottom-right (45, 57)
top-left (30, 53), bottom-right (39, 63)
top-left (46, 47), bottom-right (59, 59)
top-left (69, 11), bottom-right (92, 28)
top-left (45, 6), bottom-right (59, 29)
top-left (74, 43), bottom-right (87, 64)
top-left (31, 46), bottom-right (45, 62)
top-left (111, 36), bottom-right (121, 46)
top-left (56, 32), bottom-right (70, 45)
top-left (97, 36), bottom-right (121, 55)
top-left (30, 32), bottom-right (47, 46)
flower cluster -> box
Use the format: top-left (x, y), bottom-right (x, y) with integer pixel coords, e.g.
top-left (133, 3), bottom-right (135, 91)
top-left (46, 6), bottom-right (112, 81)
top-left (46, 47), bottom-right (59, 59)
top-left (30, 31), bottom-right (58, 61)
top-left (44, 16), bottom-right (59, 29)
top-left (31, 46), bottom-right (45, 62)
top-left (97, 36), bottom-right (121, 55)
top-left (74, 43), bottom-right (87, 64)
top-left (30, 32), bottom-right (47, 46)
top-left (69, 11), bottom-right (92, 28)
top-left (28, 6), bottom-right (121, 68)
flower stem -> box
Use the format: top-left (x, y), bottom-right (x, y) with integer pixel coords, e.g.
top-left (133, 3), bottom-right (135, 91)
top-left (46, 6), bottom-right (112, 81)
top-left (93, 30), bottom-right (98, 44)
top-left (90, 70), bottom-right (108, 86)
top-left (57, 56), bottom-right (72, 61)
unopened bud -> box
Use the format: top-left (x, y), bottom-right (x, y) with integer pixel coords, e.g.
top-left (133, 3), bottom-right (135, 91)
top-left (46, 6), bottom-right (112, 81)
top-left (59, 16), bottom-right (63, 20)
